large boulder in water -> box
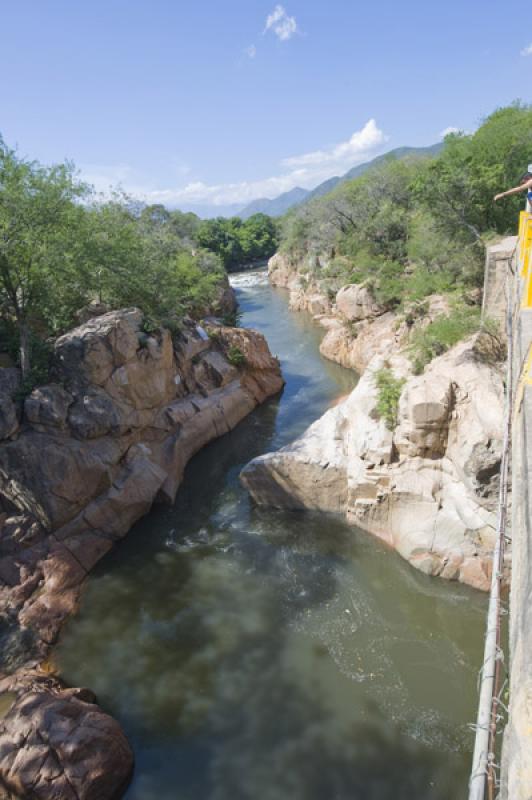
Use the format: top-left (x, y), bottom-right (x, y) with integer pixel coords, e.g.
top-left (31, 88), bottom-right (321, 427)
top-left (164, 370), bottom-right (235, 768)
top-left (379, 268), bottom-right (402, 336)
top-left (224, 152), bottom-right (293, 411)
top-left (0, 688), bottom-right (133, 800)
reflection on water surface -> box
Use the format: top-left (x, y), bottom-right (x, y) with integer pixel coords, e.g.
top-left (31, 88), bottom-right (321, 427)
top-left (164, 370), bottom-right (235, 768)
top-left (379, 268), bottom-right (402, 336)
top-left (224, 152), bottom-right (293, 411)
top-left (56, 271), bottom-right (485, 800)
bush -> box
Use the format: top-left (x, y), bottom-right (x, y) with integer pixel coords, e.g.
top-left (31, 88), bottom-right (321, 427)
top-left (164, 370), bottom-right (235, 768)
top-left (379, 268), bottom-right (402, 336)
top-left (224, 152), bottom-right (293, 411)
top-left (226, 345), bottom-right (246, 367)
top-left (141, 316), bottom-right (159, 336)
top-left (402, 265), bottom-right (457, 301)
top-left (409, 306), bottom-right (481, 373)
top-left (160, 315), bottom-right (183, 336)
top-left (406, 211), bottom-right (483, 289)
top-left (371, 260), bottom-right (405, 307)
top-left (221, 308), bottom-right (242, 327)
top-left (374, 368), bottom-right (405, 430)
top-left (402, 299), bottom-right (429, 326)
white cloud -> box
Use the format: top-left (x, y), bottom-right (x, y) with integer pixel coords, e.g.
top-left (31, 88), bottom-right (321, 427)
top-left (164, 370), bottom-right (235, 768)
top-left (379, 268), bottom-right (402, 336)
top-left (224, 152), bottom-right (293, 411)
top-left (79, 121), bottom-right (388, 209)
top-left (521, 43), bottom-right (532, 56)
top-left (282, 119), bottom-right (386, 168)
top-left (265, 5), bottom-right (298, 41)
top-left (246, 44), bottom-right (257, 59)
top-left (132, 120), bottom-right (387, 207)
top-left (439, 126), bottom-right (460, 139)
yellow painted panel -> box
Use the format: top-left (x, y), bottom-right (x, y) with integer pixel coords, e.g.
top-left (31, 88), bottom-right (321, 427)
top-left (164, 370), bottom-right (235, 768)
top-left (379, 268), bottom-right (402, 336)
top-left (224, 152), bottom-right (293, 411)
top-left (521, 217), bottom-right (532, 276)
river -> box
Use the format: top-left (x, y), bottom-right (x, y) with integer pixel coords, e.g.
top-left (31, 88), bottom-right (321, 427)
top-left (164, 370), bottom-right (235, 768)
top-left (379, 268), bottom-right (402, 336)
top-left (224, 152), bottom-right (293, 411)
top-left (55, 270), bottom-right (486, 800)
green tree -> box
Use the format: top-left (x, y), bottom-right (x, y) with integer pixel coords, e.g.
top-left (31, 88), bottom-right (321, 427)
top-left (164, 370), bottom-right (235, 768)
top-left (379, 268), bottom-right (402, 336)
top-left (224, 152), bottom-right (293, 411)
top-left (0, 137), bottom-right (87, 377)
top-left (82, 197), bottom-right (224, 319)
top-left (414, 104), bottom-right (532, 247)
top-left (196, 214), bottom-right (278, 271)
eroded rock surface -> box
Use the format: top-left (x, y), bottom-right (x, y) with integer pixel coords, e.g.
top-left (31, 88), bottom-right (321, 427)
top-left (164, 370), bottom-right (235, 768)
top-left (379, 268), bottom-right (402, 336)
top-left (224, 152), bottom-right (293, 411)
top-left (267, 252), bottom-right (452, 374)
top-left (0, 310), bottom-right (283, 652)
top-left (0, 681), bottom-right (133, 800)
top-left (242, 338), bottom-right (504, 591)
top-left (0, 307), bottom-right (283, 799)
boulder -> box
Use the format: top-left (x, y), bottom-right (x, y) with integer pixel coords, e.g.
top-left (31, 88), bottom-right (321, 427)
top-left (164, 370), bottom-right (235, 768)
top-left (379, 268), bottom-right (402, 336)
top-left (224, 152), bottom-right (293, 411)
top-left (0, 433), bottom-right (124, 531)
top-left (54, 308), bottom-right (143, 388)
top-left (68, 387), bottom-right (123, 439)
top-left (319, 312), bottom-right (398, 373)
top-left (394, 374), bottom-right (454, 459)
top-left (24, 384), bottom-right (73, 430)
top-left (0, 310), bottom-right (283, 647)
top-left (0, 689), bottom-right (133, 800)
top-left (307, 293), bottom-right (331, 316)
top-left (318, 294), bottom-right (452, 374)
top-left (335, 284), bottom-right (385, 322)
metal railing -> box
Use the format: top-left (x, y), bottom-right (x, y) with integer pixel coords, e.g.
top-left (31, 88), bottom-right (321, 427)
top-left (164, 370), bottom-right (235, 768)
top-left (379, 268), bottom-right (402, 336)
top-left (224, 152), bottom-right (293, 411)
top-left (468, 226), bottom-right (521, 800)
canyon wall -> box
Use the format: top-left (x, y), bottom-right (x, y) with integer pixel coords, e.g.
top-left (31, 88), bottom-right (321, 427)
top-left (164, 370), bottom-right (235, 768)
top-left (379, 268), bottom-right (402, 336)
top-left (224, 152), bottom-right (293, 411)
top-left (0, 307), bottom-right (283, 799)
top-left (242, 252), bottom-right (507, 592)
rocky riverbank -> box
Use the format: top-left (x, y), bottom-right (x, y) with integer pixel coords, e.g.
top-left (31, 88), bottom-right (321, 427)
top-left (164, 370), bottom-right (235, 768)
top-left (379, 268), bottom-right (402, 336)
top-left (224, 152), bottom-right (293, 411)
top-left (242, 252), bottom-right (507, 592)
top-left (0, 307), bottom-right (283, 799)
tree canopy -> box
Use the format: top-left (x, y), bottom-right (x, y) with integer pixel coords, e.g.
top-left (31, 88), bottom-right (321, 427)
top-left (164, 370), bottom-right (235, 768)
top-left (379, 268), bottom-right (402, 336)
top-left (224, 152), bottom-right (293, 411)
top-left (0, 141), bottom-right (229, 382)
top-left (196, 213), bottom-right (279, 271)
top-left (279, 102), bottom-right (532, 308)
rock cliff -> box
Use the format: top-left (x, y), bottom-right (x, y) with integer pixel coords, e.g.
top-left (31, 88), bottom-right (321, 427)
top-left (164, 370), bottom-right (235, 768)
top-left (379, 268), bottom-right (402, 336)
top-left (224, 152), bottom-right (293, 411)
top-left (242, 253), bottom-right (506, 592)
top-left (0, 308), bottom-right (283, 799)
top-left (268, 252), bottom-right (450, 373)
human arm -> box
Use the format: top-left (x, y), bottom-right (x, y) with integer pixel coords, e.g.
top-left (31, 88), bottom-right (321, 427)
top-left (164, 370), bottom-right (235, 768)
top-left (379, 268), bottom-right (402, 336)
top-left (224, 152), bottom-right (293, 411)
top-left (494, 179), bottom-right (532, 202)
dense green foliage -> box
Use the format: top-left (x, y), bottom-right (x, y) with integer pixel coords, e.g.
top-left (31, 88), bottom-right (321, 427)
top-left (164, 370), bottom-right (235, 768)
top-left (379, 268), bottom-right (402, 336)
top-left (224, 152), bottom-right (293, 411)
top-left (196, 214), bottom-right (279, 271)
top-left (374, 368), bottom-right (406, 430)
top-left (0, 138), bottom-right (279, 381)
top-left (0, 134), bottom-right (227, 381)
top-left (279, 104), bottom-right (532, 328)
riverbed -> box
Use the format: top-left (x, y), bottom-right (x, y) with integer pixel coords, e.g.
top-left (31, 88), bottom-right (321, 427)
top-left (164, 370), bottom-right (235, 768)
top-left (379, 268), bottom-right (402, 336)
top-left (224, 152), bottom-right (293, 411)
top-left (55, 270), bottom-right (486, 800)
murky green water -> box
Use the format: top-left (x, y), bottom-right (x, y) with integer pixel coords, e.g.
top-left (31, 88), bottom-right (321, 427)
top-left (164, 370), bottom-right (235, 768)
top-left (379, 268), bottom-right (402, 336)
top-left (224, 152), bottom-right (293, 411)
top-left (56, 271), bottom-right (486, 800)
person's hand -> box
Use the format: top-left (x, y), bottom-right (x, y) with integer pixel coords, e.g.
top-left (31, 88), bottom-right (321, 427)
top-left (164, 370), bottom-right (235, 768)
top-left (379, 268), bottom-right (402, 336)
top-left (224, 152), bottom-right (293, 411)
top-left (493, 193), bottom-right (503, 202)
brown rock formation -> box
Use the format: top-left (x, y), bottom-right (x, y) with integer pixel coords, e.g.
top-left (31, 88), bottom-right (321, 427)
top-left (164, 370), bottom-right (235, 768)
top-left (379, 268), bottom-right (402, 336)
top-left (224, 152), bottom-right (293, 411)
top-left (0, 307), bottom-right (283, 799)
top-left (0, 681), bottom-right (133, 800)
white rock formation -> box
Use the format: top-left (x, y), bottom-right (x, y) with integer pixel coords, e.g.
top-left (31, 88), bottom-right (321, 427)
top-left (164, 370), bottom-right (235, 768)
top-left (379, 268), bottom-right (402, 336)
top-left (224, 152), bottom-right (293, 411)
top-left (242, 338), bottom-right (505, 591)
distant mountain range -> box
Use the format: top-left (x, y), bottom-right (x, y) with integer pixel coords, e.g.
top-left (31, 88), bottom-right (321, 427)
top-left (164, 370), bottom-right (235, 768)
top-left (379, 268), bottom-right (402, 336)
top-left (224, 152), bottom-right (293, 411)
top-left (238, 187), bottom-right (309, 219)
top-left (237, 143), bottom-right (443, 219)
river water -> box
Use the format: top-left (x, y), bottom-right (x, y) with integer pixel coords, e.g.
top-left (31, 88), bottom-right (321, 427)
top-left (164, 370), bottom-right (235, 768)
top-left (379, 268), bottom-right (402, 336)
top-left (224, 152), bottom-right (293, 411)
top-left (55, 271), bottom-right (486, 800)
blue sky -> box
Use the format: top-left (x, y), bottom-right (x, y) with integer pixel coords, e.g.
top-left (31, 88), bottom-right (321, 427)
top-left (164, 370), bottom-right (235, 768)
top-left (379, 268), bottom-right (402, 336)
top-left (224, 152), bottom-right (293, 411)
top-left (1, 0), bottom-right (531, 213)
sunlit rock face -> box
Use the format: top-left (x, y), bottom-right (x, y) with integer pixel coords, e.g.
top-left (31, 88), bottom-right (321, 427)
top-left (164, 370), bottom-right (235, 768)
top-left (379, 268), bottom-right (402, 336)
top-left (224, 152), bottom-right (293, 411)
top-left (0, 309), bottom-right (283, 654)
top-left (268, 252), bottom-right (454, 375)
top-left (0, 307), bottom-right (283, 800)
top-left (242, 336), bottom-right (505, 592)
